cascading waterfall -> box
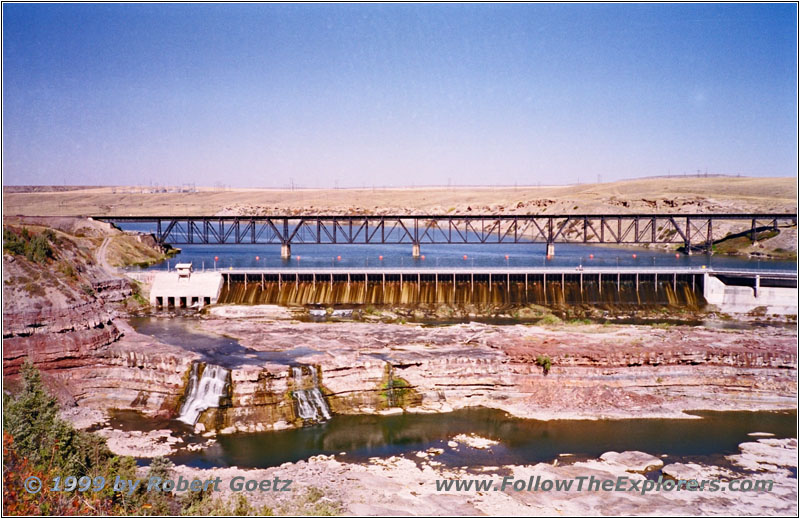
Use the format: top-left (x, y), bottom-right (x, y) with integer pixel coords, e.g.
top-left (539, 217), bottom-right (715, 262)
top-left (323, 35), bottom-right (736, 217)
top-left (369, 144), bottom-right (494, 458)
top-left (178, 363), bottom-right (230, 425)
top-left (386, 364), bottom-right (397, 408)
top-left (291, 366), bottom-right (332, 422)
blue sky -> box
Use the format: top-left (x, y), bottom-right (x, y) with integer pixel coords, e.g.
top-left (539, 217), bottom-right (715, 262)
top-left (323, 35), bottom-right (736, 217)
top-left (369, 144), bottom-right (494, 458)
top-left (2, 3), bottom-right (797, 187)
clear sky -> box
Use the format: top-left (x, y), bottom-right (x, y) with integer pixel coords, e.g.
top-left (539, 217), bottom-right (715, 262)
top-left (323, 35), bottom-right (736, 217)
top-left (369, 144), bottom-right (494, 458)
top-left (2, 3), bottom-right (797, 187)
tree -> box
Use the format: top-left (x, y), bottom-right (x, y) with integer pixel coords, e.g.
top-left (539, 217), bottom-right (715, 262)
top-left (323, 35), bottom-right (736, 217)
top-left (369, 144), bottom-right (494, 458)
top-left (139, 457), bottom-right (178, 515)
top-left (3, 362), bottom-right (60, 467)
top-left (3, 363), bottom-right (140, 515)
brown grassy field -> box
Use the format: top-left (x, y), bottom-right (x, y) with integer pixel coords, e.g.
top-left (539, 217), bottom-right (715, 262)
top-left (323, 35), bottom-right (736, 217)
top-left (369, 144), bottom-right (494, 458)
top-left (3, 176), bottom-right (796, 217)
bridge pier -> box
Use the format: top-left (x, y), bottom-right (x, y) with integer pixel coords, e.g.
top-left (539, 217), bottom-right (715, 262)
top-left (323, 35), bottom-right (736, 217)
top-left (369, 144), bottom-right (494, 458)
top-left (546, 242), bottom-right (555, 257)
top-left (412, 243), bottom-right (421, 258)
top-left (281, 243), bottom-right (291, 260)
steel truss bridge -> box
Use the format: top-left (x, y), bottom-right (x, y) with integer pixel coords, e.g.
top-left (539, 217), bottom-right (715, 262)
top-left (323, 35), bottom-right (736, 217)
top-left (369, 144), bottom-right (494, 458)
top-left (99, 213), bottom-right (796, 255)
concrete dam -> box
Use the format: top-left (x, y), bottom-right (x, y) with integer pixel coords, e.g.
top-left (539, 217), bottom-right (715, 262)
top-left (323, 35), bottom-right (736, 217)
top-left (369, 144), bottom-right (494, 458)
top-left (134, 266), bottom-right (797, 315)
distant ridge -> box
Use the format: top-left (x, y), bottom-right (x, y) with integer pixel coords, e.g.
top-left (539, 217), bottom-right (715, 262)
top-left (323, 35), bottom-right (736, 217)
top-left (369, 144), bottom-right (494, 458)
top-left (1, 174), bottom-right (772, 193)
top-left (3, 185), bottom-right (99, 193)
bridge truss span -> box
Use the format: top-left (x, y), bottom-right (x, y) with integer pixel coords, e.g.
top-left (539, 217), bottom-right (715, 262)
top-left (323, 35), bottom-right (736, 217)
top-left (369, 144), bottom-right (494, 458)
top-left (101, 213), bottom-right (795, 246)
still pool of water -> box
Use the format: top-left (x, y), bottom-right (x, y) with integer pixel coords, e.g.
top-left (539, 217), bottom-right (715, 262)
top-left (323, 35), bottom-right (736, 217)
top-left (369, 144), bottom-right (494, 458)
top-left (128, 316), bottom-right (319, 369)
top-left (165, 408), bottom-right (796, 470)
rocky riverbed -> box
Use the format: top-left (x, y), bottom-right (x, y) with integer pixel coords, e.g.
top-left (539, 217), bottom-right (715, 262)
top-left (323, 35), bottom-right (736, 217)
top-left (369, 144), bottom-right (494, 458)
top-left (4, 218), bottom-right (796, 433)
top-left (155, 437), bottom-right (797, 515)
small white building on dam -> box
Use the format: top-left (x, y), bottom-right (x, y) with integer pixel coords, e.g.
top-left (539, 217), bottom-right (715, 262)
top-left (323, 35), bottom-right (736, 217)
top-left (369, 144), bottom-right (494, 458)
top-left (148, 263), bottom-right (223, 309)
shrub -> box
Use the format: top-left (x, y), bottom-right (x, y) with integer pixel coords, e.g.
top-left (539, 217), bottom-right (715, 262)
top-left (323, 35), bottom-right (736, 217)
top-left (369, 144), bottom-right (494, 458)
top-left (58, 261), bottom-right (77, 280)
top-left (278, 486), bottom-right (343, 516)
top-left (3, 228), bottom-right (26, 256)
top-left (2, 227), bottom-right (54, 263)
top-left (27, 231), bottom-right (54, 262)
top-left (140, 457), bottom-right (177, 515)
top-left (536, 314), bottom-right (561, 326)
top-left (181, 491), bottom-right (273, 516)
top-left (535, 355), bottom-right (552, 375)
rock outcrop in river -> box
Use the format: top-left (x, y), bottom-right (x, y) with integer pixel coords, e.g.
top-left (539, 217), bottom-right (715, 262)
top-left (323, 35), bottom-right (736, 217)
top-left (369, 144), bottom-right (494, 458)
top-left (179, 317), bottom-right (796, 434)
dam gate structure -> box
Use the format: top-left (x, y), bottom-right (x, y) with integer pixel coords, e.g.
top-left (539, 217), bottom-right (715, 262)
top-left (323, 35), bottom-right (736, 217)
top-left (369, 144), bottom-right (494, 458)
top-left (209, 267), bottom-right (797, 314)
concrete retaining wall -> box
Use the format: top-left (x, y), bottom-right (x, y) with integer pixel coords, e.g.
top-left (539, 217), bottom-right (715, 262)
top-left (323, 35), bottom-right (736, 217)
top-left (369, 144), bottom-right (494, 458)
top-left (704, 274), bottom-right (797, 315)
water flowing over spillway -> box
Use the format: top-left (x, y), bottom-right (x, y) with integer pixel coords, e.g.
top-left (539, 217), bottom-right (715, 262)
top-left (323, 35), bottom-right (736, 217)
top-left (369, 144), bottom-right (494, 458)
top-left (178, 363), bottom-right (230, 425)
top-left (291, 366), bottom-right (331, 422)
top-left (217, 276), bottom-right (704, 308)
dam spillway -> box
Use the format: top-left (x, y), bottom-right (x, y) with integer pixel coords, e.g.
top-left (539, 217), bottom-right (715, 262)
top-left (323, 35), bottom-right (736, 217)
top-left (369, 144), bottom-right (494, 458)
top-left (214, 267), bottom-right (719, 307)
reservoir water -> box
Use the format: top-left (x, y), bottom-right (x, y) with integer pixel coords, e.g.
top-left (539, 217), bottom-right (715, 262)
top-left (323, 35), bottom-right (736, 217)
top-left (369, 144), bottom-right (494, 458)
top-left (115, 223), bottom-right (795, 272)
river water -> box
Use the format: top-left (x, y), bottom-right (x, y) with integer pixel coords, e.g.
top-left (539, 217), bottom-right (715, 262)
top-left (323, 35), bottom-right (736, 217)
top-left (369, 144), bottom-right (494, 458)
top-left (124, 318), bottom-right (797, 470)
top-left (128, 316), bottom-right (320, 369)
top-left (163, 408), bottom-right (795, 470)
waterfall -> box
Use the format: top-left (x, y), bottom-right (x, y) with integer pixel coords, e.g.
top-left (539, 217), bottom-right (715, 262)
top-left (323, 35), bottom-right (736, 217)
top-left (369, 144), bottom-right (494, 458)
top-left (291, 366), bottom-right (331, 422)
top-left (386, 364), bottom-right (397, 408)
top-left (178, 363), bottom-right (229, 425)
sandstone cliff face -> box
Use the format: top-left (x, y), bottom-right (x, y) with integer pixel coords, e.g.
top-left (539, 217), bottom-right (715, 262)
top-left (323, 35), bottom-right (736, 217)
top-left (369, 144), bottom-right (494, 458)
top-left (3, 220), bottom-right (130, 372)
top-left (60, 320), bottom-right (198, 416)
top-left (2, 219), bottom-right (184, 414)
top-left (3, 301), bottom-right (120, 374)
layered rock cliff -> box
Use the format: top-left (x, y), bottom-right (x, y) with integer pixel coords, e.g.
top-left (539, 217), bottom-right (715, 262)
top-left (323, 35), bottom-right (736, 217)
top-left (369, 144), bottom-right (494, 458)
top-left (2, 218), bottom-right (188, 412)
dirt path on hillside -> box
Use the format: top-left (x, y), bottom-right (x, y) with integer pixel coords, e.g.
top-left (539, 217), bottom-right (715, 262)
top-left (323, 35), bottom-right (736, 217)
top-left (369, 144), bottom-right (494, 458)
top-left (95, 237), bottom-right (117, 277)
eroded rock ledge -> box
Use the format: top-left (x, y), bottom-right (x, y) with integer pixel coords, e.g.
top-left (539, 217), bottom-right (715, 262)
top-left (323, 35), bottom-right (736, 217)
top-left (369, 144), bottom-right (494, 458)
top-left (182, 318), bottom-right (796, 433)
top-left (5, 305), bottom-right (796, 435)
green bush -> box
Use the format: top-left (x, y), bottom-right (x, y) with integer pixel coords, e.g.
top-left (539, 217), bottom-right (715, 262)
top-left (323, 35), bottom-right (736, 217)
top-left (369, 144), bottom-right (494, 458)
top-left (181, 491), bottom-right (273, 516)
top-left (535, 355), bottom-right (552, 375)
top-left (3, 228), bottom-right (26, 255)
top-left (3, 364), bottom-right (290, 515)
top-left (3, 227), bottom-right (54, 263)
top-left (28, 233), bottom-right (54, 263)
top-left (278, 486), bottom-right (343, 516)
top-left (58, 261), bottom-right (77, 280)
top-left (141, 457), bottom-right (178, 515)
top-left (535, 314), bottom-right (562, 326)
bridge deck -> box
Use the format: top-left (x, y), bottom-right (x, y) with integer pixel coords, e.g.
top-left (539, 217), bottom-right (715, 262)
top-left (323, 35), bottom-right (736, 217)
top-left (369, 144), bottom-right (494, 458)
top-left (206, 267), bottom-right (796, 279)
